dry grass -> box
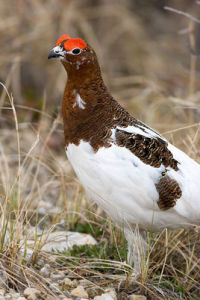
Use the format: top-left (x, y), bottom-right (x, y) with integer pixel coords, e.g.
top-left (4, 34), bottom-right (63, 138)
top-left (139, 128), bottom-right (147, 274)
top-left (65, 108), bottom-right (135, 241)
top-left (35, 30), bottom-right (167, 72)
top-left (0, 0), bottom-right (200, 299)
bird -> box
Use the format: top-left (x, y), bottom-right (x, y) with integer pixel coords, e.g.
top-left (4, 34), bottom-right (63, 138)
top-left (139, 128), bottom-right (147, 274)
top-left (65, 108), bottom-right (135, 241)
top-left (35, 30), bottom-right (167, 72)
top-left (48, 35), bottom-right (200, 274)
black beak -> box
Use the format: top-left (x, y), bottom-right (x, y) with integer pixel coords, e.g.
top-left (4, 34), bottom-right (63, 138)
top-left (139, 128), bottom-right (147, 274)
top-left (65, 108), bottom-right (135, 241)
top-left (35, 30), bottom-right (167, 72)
top-left (48, 50), bottom-right (60, 59)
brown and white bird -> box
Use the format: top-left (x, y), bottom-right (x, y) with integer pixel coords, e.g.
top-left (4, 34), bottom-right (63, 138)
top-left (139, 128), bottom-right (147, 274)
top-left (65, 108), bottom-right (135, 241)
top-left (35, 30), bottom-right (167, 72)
top-left (48, 35), bottom-right (200, 274)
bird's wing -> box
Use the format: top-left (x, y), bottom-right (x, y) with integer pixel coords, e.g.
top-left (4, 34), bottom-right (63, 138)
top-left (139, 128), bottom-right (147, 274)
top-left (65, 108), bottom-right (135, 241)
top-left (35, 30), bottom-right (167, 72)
top-left (114, 124), bottom-right (179, 171)
top-left (113, 124), bottom-right (182, 211)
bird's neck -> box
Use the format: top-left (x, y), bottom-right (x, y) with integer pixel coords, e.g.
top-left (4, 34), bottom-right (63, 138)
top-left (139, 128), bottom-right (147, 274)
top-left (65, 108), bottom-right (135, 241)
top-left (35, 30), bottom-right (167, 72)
top-left (65, 68), bottom-right (106, 98)
top-left (61, 61), bottom-right (115, 147)
top-left (61, 60), bottom-right (131, 151)
top-left (62, 57), bottom-right (105, 91)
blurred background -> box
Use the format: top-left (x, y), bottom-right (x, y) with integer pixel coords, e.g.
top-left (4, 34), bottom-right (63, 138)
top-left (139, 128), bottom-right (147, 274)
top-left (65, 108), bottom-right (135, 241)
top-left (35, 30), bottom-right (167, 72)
top-left (1, 0), bottom-right (200, 130)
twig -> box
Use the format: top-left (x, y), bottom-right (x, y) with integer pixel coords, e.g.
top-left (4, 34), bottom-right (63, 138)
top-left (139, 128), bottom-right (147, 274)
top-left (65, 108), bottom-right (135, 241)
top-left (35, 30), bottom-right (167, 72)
top-left (164, 6), bottom-right (200, 24)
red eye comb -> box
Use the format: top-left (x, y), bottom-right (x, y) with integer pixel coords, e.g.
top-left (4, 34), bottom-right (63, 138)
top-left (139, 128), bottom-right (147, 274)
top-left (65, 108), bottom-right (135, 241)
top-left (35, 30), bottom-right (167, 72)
top-left (64, 38), bottom-right (87, 51)
top-left (56, 35), bottom-right (71, 46)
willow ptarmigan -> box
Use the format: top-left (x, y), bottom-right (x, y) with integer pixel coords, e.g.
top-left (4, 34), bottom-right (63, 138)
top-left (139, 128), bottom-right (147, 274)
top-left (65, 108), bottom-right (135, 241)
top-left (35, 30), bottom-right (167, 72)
top-left (48, 35), bottom-right (200, 274)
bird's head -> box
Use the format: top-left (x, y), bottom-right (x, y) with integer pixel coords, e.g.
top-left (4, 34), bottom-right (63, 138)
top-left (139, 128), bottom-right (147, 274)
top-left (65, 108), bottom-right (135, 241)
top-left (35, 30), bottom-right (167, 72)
top-left (48, 35), bottom-right (98, 73)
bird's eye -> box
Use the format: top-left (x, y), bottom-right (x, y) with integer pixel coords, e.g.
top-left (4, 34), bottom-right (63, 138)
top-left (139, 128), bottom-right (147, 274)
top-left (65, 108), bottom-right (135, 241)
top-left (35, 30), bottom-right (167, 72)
top-left (72, 48), bottom-right (81, 55)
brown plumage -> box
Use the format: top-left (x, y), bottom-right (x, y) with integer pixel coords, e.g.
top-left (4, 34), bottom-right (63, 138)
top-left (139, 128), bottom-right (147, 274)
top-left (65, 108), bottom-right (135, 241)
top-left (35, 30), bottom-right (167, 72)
top-left (156, 175), bottom-right (182, 210)
top-left (115, 129), bottom-right (179, 171)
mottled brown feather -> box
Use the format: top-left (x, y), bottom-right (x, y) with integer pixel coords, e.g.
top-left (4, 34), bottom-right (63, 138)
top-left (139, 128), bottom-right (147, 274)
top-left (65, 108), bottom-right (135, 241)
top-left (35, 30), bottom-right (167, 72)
top-left (156, 175), bottom-right (182, 210)
top-left (115, 129), bottom-right (179, 170)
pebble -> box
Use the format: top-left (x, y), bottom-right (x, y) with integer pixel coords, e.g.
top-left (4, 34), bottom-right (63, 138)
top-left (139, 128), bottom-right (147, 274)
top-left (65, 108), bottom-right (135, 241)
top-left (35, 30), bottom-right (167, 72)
top-left (11, 293), bottom-right (21, 299)
top-left (0, 296), bottom-right (5, 300)
top-left (63, 278), bottom-right (77, 288)
top-left (50, 272), bottom-right (65, 281)
top-left (94, 294), bottom-right (115, 300)
top-left (24, 287), bottom-right (40, 300)
top-left (40, 264), bottom-right (51, 278)
top-left (0, 290), bottom-right (5, 296)
top-left (71, 286), bottom-right (88, 299)
top-left (105, 288), bottom-right (117, 300)
top-left (65, 231), bottom-right (97, 249)
top-left (17, 297), bottom-right (26, 300)
top-left (94, 288), bottom-right (117, 300)
top-left (129, 295), bottom-right (147, 300)
top-left (37, 201), bottom-right (53, 215)
top-left (79, 279), bottom-right (90, 287)
top-left (19, 247), bottom-right (33, 260)
top-left (36, 258), bottom-right (45, 268)
top-left (40, 231), bottom-right (97, 252)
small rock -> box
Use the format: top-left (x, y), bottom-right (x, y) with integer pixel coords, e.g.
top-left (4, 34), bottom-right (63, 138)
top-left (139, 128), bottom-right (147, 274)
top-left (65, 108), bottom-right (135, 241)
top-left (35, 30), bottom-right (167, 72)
top-left (71, 286), bottom-right (88, 299)
top-left (129, 295), bottom-right (147, 300)
top-left (63, 278), bottom-right (77, 288)
top-left (40, 264), bottom-right (51, 278)
top-left (24, 287), bottom-right (40, 300)
top-left (40, 231), bottom-right (97, 252)
top-left (94, 288), bottom-right (117, 300)
top-left (19, 247), bottom-right (34, 260)
top-left (8, 289), bottom-right (20, 299)
top-left (37, 201), bottom-right (53, 215)
top-left (0, 290), bottom-right (5, 296)
top-left (105, 288), bottom-right (117, 300)
top-left (65, 231), bottom-right (97, 249)
top-left (0, 296), bottom-right (5, 300)
top-left (5, 295), bottom-right (12, 300)
top-left (50, 272), bottom-right (65, 281)
top-left (94, 294), bottom-right (115, 300)
top-left (16, 297), bottom-right (26, 300)
top-left (11, 293), bottom-right (21, 299)
top-left (36, 258), bottom-right (45, 267)
top-left (79, 279), bottom-right (90, 287)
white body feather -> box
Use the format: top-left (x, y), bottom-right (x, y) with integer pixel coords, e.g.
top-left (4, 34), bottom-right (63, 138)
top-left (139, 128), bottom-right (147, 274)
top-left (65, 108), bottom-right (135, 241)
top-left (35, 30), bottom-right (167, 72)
top-left (66, 126), bottom-right (200, 232)
top-left (73, 93), bottom-right (86, 109)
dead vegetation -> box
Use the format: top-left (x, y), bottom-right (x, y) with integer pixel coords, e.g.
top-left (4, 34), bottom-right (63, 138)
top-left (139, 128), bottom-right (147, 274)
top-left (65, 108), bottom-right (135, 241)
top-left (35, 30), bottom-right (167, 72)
top-left (0, 0), bottom-right (200, 299)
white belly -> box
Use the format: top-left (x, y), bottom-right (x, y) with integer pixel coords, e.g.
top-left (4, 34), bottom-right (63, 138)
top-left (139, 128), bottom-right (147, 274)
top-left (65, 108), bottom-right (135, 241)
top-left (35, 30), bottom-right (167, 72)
top-left (66, 141), bottom-right (200, 231)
